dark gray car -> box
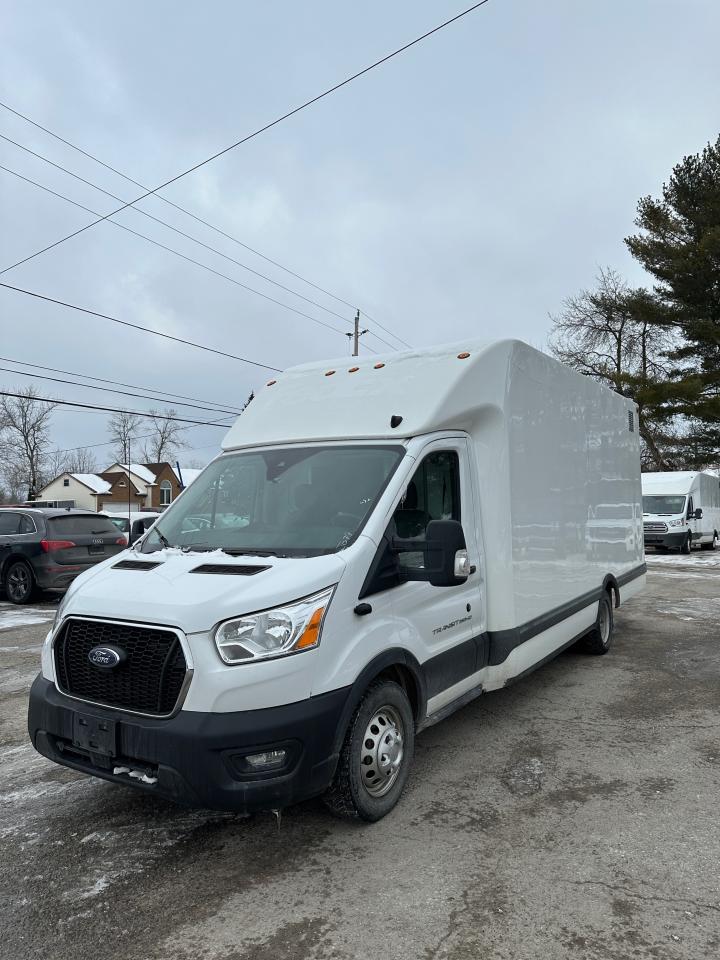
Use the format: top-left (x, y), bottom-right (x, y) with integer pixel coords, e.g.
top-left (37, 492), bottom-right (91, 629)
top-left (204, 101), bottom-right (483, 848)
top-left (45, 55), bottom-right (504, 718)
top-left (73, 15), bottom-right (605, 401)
top-left (0, 508), bottom-right (127, 604)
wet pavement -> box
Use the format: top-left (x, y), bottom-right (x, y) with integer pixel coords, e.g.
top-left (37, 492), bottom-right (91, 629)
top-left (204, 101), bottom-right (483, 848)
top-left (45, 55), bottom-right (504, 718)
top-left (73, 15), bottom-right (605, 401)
top-left (1, 557), bottom-right (719, 959)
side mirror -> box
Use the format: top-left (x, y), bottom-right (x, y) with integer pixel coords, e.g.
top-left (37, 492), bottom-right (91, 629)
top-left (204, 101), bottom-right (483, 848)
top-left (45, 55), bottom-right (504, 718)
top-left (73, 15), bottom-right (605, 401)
top-left (393, 519), bottom-right (470, 587)
top-left (694, 508), bottom-right (703, 520)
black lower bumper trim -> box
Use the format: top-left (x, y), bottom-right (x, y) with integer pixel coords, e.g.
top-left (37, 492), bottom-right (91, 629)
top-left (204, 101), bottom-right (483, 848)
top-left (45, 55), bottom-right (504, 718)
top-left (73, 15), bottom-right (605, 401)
top-left (28, 676), bottom-right (350, 812)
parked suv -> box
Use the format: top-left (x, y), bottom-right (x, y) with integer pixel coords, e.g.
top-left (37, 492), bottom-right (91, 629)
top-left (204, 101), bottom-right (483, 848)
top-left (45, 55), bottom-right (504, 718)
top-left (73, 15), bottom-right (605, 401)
top-left (0, 508), bottom-right (127, 604)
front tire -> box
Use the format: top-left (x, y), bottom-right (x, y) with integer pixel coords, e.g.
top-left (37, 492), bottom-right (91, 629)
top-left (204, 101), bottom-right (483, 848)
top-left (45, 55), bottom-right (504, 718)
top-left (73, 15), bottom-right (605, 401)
top-left (581, 591), bottom-right (614, 655)
top-left (324, 680), bottom-right (414, 822)
top-left (681, 533), bottom-right (692, 555)
top-left (5, 560), bottom-right (35, 604)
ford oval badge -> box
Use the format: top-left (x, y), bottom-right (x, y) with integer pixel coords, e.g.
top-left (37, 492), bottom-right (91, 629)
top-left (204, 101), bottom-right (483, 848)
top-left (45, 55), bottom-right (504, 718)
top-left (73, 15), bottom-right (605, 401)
top-left (87, 645), bottom-right (124, 669)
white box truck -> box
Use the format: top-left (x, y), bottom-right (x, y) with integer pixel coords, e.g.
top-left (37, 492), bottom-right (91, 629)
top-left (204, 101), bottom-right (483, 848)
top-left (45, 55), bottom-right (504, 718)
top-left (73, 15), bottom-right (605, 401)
top-left (28, 340), bottom-right (646, 821)
top-left (642, 470), bottom-right (720, 553)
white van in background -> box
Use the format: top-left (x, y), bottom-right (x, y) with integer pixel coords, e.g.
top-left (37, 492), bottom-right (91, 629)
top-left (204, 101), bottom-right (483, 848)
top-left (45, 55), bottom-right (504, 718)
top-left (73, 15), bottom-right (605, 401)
top-left (29, 340), bottom-right (645, 822)
top-left (642, 471), bottom-right (720, 554)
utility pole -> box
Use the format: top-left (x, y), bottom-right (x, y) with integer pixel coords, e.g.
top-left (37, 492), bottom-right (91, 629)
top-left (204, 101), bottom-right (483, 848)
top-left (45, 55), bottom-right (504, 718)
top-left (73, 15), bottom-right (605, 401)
top-left (346, 310), bottom-right (369, 357)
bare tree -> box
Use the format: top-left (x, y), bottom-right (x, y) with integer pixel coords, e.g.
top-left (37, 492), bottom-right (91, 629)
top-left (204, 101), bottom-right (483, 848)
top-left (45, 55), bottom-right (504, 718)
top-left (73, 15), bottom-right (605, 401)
top-left (549, 268), bottom-right (677, 469)
top-left (141, 409), bottom-right (188, 463)
top-left (65, 447), bottom-right (99, 473)
top-left (107, 410), bottom-right (144, 465)
top-left (0, 387), bottom-right (57, 500)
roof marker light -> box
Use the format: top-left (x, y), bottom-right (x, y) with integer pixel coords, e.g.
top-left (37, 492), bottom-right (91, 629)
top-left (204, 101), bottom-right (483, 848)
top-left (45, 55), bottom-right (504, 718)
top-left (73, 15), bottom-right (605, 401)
top-left (325, 370), bottom-right (336, 377)
top-left (374, 362), bottom-right (385, 369)
top-left (457, 352), bottom-right (470, 359)
top-left (266, 379), bottom-right (277, 386)
top-left (348, 366), bottom-right (359, 373)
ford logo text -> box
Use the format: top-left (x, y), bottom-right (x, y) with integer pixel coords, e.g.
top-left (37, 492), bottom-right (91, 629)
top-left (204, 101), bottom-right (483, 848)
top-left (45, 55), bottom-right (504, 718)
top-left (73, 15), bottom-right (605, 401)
top-left (87, 645), bottom-right (124, 669)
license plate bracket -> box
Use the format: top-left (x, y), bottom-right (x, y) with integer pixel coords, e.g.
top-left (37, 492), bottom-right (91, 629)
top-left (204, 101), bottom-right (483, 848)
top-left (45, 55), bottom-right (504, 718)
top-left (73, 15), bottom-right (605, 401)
top-left (73, 713), bottom-right (117, 757)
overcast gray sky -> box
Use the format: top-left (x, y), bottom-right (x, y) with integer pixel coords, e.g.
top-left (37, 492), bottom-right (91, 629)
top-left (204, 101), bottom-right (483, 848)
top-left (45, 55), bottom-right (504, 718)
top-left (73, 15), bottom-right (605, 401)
top-left (1, 0), bottom-right (718, 467)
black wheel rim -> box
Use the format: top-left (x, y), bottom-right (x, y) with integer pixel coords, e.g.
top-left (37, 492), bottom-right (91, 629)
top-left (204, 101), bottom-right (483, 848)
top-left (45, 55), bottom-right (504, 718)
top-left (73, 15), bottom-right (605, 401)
top-left (7, 564), bottom-right (30, 602)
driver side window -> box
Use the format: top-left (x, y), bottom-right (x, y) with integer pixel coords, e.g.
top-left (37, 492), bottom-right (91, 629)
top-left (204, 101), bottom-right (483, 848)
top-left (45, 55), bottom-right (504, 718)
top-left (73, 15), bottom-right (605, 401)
top-left (361, 450), bottom-right (460, 597)
top-left (393, 451), bottom-right (460, 539)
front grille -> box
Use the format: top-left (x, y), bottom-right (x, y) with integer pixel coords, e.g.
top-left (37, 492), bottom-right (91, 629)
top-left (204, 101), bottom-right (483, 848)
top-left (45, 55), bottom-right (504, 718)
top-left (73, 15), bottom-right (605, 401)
top-left (54, 618), bottom-right (188, 716)
top-left (644, 522), bottom-right (668, 533)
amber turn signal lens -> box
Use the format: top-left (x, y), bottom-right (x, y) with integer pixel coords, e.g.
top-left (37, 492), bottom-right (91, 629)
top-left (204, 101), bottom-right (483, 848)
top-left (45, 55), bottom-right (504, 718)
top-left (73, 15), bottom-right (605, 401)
top-left (457, 352), bottom-right (470, 359)
top-left (295, 607), bottom-right (325, 649)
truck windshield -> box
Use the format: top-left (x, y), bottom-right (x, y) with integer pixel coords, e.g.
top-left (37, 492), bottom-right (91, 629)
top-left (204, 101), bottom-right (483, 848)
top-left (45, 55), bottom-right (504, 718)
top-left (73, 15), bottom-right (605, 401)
top-left (140, 445), bottom-right (404, 557)
top-left (642, 495), bottom-right (687, 515)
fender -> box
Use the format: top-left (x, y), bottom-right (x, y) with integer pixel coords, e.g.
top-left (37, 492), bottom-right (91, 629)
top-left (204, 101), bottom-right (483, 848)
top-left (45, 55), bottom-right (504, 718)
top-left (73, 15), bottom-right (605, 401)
top-left (602, 573), bottom-right (620, 608)
top-left (330, 647), bottom-right (427, 758)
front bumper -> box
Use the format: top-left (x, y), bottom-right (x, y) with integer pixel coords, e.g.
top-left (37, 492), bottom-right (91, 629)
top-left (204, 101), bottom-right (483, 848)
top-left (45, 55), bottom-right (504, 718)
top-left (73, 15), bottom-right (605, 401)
top-left (643, 530), bottom-right (687, 549)
top-left (28, 675), bottom-right (350, 812)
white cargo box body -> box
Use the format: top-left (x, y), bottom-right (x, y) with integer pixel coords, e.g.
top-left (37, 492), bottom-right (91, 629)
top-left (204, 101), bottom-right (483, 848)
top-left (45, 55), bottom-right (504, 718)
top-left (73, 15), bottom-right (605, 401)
top-left (224, 339), bottom-right (644, 635)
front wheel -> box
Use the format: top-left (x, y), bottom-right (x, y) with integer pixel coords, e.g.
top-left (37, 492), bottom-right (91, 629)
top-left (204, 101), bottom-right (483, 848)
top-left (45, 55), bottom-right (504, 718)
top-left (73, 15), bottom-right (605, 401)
top-left (581, 591), bottom-right (614, 655)
top-left (680, 533), bottom-right (692, 555)
top-left (5, 560), bottom-right (35, 604)
top-left (324, 680), bottom-right (414, 822)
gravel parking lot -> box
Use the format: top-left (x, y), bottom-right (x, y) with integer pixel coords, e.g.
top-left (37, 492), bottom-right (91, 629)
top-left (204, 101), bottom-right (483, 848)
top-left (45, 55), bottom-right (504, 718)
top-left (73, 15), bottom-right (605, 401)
top-left (2, 557), bottom-right (719, 960)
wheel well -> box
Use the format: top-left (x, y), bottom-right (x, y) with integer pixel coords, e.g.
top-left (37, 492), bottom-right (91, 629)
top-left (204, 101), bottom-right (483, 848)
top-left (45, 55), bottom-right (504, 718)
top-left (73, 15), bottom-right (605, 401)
top-left (0, 553), bottom-right (32, 581)
top-left (602, 575), bottom-right (620, 608)
top-left (375, 664), bottom-right (421, 721)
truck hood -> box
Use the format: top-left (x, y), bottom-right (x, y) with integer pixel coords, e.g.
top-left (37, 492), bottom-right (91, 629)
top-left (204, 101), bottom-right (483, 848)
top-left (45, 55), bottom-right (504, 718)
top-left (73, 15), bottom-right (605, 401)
top-left (59, 548), bottom-right (347, 634)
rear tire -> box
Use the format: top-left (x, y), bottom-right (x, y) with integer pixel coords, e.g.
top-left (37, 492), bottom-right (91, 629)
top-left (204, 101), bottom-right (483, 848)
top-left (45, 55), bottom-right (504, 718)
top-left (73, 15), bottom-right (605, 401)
top-left (701, 533), bottom-right (718, 551)
top-left (4, 560), bottom-right (35, 604)
top-left (680, 533), bottom-right (692, 555)
top-left (581, 591), bottom-right (614, 655)
top-left (323, 680), bottom-right (414, 822)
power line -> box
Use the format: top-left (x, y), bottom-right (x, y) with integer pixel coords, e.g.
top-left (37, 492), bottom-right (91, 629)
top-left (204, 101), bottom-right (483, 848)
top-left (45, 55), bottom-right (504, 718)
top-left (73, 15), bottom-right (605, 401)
top-left (0, 97), bottom-right (412, 348)
top-left (0, 390), bottom-right (233, 426)
top-left (0, 162), bottom-right (361, 343)
top-left (0, 363), bottom-right (242, 416)
top-left (0, 0), bottom-right (491, 310)
top-left (0, 281), bottom-right (282, 372)
top-left (0, 354), bottom-right (243, 415)
top-left (0, 131), bottom-right (362, 331)
top-left (49, 414), bottom-right (236, 458)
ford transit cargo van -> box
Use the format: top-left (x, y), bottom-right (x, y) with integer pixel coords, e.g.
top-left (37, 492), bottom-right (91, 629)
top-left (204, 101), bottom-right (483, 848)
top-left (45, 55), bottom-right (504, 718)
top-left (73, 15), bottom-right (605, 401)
top-left (28, 340), bottom-right (646, 821)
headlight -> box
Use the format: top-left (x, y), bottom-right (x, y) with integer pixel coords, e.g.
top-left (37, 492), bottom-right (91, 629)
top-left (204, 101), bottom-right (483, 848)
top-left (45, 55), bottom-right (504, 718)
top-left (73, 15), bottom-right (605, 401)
top-left (668, 519), bottom-right (683, 527)
top-left (214, 587), bottom-right (335, 664)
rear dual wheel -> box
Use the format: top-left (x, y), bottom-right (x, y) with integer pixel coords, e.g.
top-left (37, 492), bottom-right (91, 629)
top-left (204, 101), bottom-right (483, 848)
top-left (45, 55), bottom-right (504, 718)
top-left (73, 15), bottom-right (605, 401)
top-left (324, 680), bottom-right (414, 822)
top-left (701, 533), bottom-right (718, 552)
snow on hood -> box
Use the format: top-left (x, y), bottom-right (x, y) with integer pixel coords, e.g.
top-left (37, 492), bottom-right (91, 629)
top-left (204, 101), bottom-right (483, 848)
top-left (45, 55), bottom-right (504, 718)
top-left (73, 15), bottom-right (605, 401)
top-left (59, 548), bottom-right (347, 635)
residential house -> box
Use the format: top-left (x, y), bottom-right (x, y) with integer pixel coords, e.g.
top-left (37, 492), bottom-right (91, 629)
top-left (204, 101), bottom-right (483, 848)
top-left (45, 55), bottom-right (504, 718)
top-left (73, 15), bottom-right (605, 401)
top-left (95, 462), bottom-right (200, 513)
top-left (34, 472), bottom-right (112, 511)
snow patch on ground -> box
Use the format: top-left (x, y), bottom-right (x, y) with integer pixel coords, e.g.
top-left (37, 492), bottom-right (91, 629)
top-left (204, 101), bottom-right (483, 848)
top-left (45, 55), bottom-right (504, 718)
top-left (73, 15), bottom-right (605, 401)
top-left (0, 603), bottom-right (55, 631)
top-left (645, 552), bottom-right (720, 568)
top-left (657, 598), bottom-right (720, 622)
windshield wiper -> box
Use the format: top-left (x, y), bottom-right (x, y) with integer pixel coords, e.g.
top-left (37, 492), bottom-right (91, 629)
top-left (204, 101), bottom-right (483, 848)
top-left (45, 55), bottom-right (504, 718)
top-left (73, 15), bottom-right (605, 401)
top-left (222, 548), bottom-right (281, 558)
top-left (155, 529), bottom-right (171, 549)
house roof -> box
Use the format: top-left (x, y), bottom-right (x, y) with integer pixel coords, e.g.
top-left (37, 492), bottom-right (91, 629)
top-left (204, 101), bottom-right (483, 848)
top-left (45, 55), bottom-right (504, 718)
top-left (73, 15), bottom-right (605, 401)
top-left (72, 473), bottom-right (111, 494)
top-left (118, 463), bottom-right (157, 485)
top-left (173, 466), bottom-right (202, 487)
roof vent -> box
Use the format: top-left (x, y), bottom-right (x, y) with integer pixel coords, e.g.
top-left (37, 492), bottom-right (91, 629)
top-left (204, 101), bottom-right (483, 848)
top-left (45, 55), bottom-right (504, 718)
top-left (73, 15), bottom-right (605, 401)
top-left (113, 560), bottom-right (162, 571)
top-left (190, 564), bottom-right (270, 576)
